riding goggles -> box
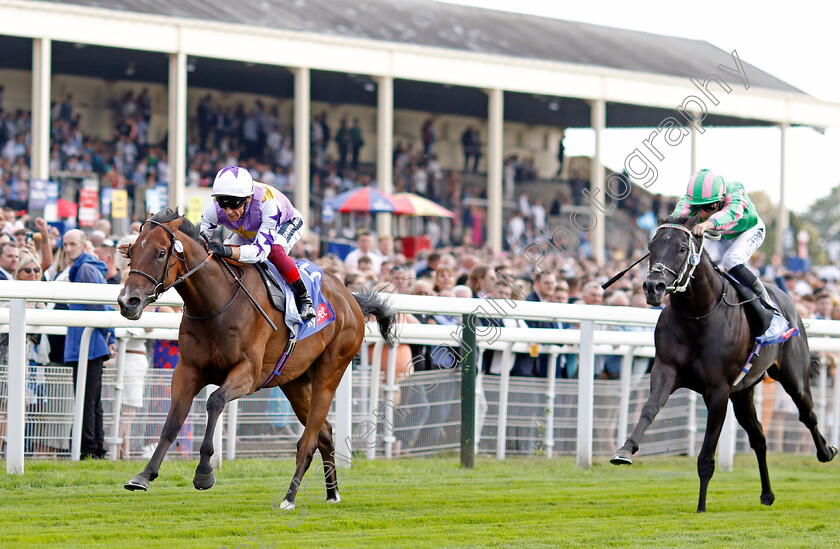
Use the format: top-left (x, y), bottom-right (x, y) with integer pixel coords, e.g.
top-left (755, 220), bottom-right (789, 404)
top-left (696, 202), bottom-right (721, 213)
top-left (216, 196), bottom-right (248, 210)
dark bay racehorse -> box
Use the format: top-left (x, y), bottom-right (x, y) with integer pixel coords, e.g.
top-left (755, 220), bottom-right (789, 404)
top-left (117, 209), bottom-right (395, 509)
top-left (611, 215), bottom-right (836, 512)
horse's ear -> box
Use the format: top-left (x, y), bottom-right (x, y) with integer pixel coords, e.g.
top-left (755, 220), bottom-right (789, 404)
top-left (685, 213), bottom-right (702, 229)
top-left (170, 216), bottom-right (184, 232)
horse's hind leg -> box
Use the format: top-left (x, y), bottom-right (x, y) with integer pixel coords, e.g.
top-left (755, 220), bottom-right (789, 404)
top-left (612, 363), bottom-right (678, 465)
top-left (730, 387), bottom-right (774, 506)
top-left (279, 361), bottom-right (349, 510)
top-left (318, 418), bottom-right (341, 503)
top-left (193, 362), bottom-right (255, 490)
top-left (774, 350), bottom-right (838, 462)
top-left (125, 365), bottom-right (200, 491)
top-left (282, 382), bottom-right (342, 504)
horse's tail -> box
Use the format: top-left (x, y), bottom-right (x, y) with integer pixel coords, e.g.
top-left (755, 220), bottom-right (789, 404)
top-left (353, 287), bottom-right (397, 347)
top-left (810, 353), bottom-right (822, 378)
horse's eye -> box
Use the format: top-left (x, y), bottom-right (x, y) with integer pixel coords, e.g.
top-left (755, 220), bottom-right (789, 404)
top-left (679, 246), bottom-right (687, 254)
top-left (158, 249), bottom-right (166, 258)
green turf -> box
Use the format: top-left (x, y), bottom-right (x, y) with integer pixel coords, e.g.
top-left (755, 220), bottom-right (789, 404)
top-left (0, 454), bottom-right (837, 548)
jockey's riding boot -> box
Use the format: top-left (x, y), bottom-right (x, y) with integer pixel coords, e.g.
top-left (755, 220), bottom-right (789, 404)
top-left (729, 265), bottom-right (776, 336)
top-left (750, 277), bottom-right (775, 309)
top-left (291, 278), bottom-right (316, 321)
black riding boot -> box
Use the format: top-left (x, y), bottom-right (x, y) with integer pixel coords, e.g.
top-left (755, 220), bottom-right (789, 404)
top-left (291, 278), bottom-right (316, 321)
top-left (729, 264), bottom-right (775, 336)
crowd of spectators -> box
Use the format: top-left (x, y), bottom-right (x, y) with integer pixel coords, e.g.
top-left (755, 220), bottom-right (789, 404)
top-left (1, 87), bottom-right (839, 457)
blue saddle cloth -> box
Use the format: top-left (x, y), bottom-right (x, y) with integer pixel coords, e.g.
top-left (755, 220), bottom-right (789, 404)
top-left (261, 259), bottom-right (336, 340)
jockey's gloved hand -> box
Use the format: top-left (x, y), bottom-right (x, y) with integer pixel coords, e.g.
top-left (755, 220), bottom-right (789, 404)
top-left (208, 241), bottom-right (233, 258)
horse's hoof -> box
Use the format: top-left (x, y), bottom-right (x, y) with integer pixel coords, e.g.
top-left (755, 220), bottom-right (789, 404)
top-left (193, 471), bottom-right (216, 490)
top-left (124, 475), bottom-right (149, 491)
top-left (279, 498), bottom-right (295, 510)
top-left (326, 495), bottom-right (341, 504)
top-left (610, 450), bottom-right (633, 465)
top-left (761, 492), bottom-right (775, 506)
top-left (818, 445), bottom-right (837, 463)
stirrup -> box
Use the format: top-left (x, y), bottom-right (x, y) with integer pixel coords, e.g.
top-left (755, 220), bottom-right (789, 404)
top-left (298, 297), bottom-right (316, 321)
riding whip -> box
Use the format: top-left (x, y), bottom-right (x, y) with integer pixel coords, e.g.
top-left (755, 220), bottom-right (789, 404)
top-left (601, 252), bottom-right (649, 290)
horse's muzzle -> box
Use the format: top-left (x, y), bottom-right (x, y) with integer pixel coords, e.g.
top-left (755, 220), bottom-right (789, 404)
top-left (117, 291), bottom-right (145, 320)
top-left (643, 276), bottom-right (667, 306)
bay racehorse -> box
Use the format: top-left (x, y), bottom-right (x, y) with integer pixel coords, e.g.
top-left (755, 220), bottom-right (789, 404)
top-left (117, 208), bottom-right (395, 509)
top-left (611, 214), bottom-right (836, 512)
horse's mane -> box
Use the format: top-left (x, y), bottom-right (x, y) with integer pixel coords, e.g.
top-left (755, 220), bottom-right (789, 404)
top-left (149, 207), bottom-right (202, 243)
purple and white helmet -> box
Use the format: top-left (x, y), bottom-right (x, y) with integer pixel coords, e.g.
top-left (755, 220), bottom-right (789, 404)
top-left (212, 166), bottom-right (254, 198)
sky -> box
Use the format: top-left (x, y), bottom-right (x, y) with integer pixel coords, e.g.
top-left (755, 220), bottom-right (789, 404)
top-left (438, 0), bottom-right (840, 213)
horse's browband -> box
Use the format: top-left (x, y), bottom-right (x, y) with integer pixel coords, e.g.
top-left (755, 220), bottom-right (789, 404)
top-left (656, 223), bottom-right (692, 235)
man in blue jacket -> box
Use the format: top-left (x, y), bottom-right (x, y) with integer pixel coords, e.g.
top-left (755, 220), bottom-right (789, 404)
top-left (62, 229), bottom-right (116, 459)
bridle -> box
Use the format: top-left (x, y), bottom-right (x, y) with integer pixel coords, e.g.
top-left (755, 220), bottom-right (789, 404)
top-left (127, 219), bottom-right (213, 304)
top-left (649, 223), bottom-right (708, 293)
top-left (128, 218), bottom-right (278, 330)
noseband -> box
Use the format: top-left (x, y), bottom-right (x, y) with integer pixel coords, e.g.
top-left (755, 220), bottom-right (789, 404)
top-left (128, 219), bottom-right (213, 303)
top-left (649, 223), bottom-right (707, 293)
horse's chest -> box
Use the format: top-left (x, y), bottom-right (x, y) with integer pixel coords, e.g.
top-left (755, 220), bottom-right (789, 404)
top-left (656, 327), bottom-right (739, 367)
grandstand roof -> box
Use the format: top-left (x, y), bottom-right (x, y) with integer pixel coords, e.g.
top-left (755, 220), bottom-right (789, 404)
top-left (32, 0), bottom-right (803, 96)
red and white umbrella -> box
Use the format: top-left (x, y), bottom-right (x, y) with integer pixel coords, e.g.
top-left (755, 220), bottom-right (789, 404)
top-left (392, 193), bottom-right (455, 218)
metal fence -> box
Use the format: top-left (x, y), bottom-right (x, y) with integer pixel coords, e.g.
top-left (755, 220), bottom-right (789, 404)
top-left (2, 362), bottom-right (834, 461)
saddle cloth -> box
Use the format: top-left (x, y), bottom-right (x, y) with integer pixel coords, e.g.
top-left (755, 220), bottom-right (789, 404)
top-left (735, 294), bottom-right (798, 387)
top-left (256, 259), bottom-right (335, 340)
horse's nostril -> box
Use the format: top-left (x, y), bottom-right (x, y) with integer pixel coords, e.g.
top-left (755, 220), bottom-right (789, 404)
top-left (644, 280), bottom-right (666, 294)
top-left (126, 297), bottom-right (141, 309)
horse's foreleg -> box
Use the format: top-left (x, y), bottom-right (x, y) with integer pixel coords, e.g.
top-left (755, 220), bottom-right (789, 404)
top-left (611, 363), bottom-right (677, 465)
top-left (730, 387), bottom-right (774, 506)
top-left (194, 362), bottom-right (254, 490)
top-left (125, 365), bottom-right (200, 491)
top-left (696, 388), bottom-right (729, 513)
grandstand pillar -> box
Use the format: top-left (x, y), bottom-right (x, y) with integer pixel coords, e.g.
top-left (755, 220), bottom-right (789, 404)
top-left (31, 38), bottom-right (51, 182)
top-left (777, 123), bottom-right (789, 257)
top-left (375, 76), bottom-right (394, 238)
top-left (690, 112), bottom-right (700, 174)
top-left (168, 51), bottom-right (188, 211)
top-left (589, 99), bottom-right (606, 264)
top-left (292, 67), bottom-right (311, 225)
top-left (486, 88), bottom-right (504, 255)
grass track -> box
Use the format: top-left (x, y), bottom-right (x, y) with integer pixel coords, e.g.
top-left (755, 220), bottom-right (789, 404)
top-left (1, 454), bottom-right (838, 548)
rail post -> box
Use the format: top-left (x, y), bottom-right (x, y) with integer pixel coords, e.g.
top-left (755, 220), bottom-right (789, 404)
top-left (460, 313), bottom-right (477, 468)
top-left (576, 320), bottom-right (594, 468)
top-left (6, 299), bottom-right (27, 474)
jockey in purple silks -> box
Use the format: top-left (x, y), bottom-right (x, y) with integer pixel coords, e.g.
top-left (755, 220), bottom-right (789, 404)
top-left (199, 166), bottom-right (315, 321)
top-left (672, 168), bottom-right (775, 316)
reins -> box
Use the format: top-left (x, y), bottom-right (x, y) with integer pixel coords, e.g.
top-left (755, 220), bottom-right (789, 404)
top-left (205, 237), bottom-right (278, 331)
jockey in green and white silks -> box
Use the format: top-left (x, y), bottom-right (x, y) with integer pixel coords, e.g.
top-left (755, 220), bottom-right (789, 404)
top-left (672, 169), bottom-right (773, 307)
